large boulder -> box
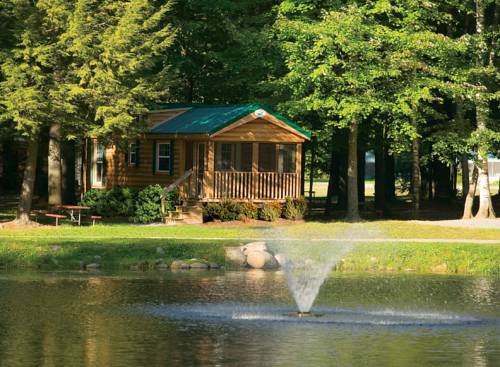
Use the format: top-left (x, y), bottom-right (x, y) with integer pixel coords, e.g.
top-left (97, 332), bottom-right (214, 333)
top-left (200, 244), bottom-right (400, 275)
top-left (241, 241), bottom-right (267, 256)
top-left (190, 261), bottom-right (209, 270)
top-left (224, 247), bottom-right (246, 266)
top-left (170, 260), bottom-right (190, 270)
top-left (246, 250), bottom-right (278, 269)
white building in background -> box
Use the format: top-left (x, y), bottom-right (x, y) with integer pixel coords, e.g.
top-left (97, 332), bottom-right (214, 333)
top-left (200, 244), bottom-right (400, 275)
top-left (468, 157), bottom-right (500, 182)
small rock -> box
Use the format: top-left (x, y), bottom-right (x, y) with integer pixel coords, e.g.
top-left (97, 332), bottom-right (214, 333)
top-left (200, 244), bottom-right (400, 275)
top-left (156, 247), bottom-right (165, 256)
top-left (224, 247), bottom-right (246, 266)
top-left (50, 245), bottom-right (62, 251)
top-left (209, 263), bottom-right (221, 269)
top-left (241, 241), bottom-right (267, 255)
top-left (170, 260), bottom-right (190, 269)
top-left (86, 263), bottom-right (101, 270)
top-left (190, 262), bottom-right (209, 269)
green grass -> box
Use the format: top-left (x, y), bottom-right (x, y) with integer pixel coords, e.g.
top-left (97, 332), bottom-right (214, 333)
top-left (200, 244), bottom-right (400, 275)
top-left (3, 220), bottom-right (500, 240)
top-left (0, 238), bottom-right (499, 275)
top-left (342, 242), bottom-right (500, 275)
top-left (0, 238), bottom-right (228, 270)
top-left (1, 219), bottom-right (499, 274)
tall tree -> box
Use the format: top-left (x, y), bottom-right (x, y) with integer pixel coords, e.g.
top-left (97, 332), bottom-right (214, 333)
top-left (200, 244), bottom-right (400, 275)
top-left (0, 0), bottom-right (175, 223)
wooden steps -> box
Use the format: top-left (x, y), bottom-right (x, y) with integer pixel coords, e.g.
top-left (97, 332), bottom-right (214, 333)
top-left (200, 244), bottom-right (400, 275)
top-left (164, 204), bottom-right (203, 225)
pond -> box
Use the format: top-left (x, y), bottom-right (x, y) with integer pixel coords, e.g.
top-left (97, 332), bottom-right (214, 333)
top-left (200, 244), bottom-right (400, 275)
top-left (0, 270), bottom-right (499, 366)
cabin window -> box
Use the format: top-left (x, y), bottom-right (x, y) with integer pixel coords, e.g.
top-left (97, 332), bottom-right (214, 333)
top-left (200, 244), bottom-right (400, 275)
top-left (156, 142), bottom-right (171, 172)
top-left (278, 144), bottom-right (296, 173)
top-left (258, 143), bottom-right (276, 172)
top-left (220, 143), bottom-right (232, 170)
top-left (92, 142), bottom-right (106, 187)
top-left (215, 143), bottom-right (252, 171)
top-left (128, 142), bottom-right (137, 166)
top-left (258, 144), bottom-right (296, 173)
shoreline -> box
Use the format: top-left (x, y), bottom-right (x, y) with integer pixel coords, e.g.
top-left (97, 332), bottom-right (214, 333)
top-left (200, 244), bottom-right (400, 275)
top-left (1, 239), bottom-right (499, 275)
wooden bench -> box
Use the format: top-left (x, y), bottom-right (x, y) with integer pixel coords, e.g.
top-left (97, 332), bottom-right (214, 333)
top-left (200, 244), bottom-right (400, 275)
top-left (90, 215), bottom-right (102, 226)
top-left (30, 210), bottom-right (46, 222)
top-left (45, 213), bottom-right (67, 226)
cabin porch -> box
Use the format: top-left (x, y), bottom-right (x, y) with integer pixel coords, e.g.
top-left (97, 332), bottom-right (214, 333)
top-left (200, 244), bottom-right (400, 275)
top-left (178, 140), bottom-right (302, 202)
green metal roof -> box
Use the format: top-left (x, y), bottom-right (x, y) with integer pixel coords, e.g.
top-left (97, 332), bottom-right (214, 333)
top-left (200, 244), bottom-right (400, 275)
top-left (150, 103), bottom-right (311, 139)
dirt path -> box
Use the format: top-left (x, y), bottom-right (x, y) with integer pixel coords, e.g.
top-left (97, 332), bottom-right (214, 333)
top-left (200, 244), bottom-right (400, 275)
top-left (414, 219), bottom-right (500, 229)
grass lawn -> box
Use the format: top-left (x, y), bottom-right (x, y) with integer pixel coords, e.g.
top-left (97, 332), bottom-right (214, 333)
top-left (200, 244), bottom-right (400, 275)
top-left (0, 220), bottom-right (499, 274)
top-left (1, 220), bottom-right (499, 240)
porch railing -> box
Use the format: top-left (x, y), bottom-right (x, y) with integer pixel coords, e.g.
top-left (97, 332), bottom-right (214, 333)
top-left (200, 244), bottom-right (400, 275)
top-left (213, 171), bottom-right (300, 200)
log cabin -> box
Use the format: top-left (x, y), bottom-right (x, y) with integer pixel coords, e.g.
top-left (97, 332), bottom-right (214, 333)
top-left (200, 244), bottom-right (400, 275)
top-left (85, 103), bottom-right (310, 221)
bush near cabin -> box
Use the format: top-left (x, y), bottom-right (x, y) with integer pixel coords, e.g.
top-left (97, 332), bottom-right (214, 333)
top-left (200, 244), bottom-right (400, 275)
top-left (204, 198), bottom-right (307, 222)
top-left (80, 185), bottom-right (176, 223)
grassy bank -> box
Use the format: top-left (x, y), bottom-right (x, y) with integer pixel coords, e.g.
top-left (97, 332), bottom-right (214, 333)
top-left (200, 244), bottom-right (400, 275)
top-left (1, 220), bottom-right (500, 240)
top-left (0, 238), bottom-right (499, 275)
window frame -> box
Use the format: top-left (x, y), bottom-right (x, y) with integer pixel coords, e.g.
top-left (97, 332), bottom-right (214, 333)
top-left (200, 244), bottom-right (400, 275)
top-left (92, 141), bottom-right (106, 188)
top-left (156, 141), bottom-right (171, 173)
top-left (128, 142), bottom-right (137, 167)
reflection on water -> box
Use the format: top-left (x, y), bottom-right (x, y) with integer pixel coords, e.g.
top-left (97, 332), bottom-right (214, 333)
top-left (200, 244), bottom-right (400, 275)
top-left (0, 271), bottom-right (499, 366)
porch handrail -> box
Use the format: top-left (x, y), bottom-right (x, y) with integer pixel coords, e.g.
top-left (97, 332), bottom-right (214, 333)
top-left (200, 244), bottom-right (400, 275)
top-left (161, 169), bottom-right (193, 214)
top-left (214, 171), bottom-right (299, 200)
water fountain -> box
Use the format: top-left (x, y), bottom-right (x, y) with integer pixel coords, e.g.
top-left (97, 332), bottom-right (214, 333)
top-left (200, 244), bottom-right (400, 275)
top-left (271, 240), bottom-right (353, 316)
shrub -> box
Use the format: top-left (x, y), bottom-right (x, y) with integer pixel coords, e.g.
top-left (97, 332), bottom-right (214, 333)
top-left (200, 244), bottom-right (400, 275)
top-left (80, 189), bottom-right (105, 215)
top-left (80, 187), bottom-right (136, 217)
top-left (131, 184), bottom-right (174, 224)
top-left (259, 201), bottom-right (282, 221)
top-left (283, 197), bottom-right (307, 220)
top-left (240, 202), bottom-right (258, 220)
top-left (204, 199), bottom-right (243, 222)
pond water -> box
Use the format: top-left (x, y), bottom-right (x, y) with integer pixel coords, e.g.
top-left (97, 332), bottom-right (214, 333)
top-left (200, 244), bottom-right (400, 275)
top-left (0, 270), bottom-right (499, 366)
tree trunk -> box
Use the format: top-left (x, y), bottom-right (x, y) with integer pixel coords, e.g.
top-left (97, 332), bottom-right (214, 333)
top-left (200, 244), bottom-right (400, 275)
top-left (62, 140), bottom-right (76, 204)
top-left (374, 127), bottom-right (385, 213)
top-left (463, 165), bottom-right (479, 219)
top-left (461, 154), bottom-right (469, 198)
top-left (476, 148), bottom-right (496, 218)
top-left (473, 0), bottom-right (496, 218)
top-left (48, 122), bottom-right (62, 206)
top-left (411, 117), bottom-right (421, 218)
top-left (346, 118), bottom-right (360, 221)
top-left (16, 137), bottom-right (39, 224)
top-left (385, 153), bottom-right (395, 202)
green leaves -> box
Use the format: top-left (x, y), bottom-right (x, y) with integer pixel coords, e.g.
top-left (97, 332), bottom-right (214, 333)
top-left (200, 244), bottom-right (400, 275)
top-left (1, 0), bottom-right (175, 143)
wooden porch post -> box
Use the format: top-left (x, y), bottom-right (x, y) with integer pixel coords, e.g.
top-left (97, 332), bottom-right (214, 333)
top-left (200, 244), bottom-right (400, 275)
top-left (205, 141), bottom-right (214, 199)
top-left (252, 142), bottom-right (259, 199)
top-left (296, 143), bottom-right (302, 198)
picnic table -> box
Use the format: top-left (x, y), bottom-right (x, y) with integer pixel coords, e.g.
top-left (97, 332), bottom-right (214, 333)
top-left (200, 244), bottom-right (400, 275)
top-left (56, 205), bottom-right (91, 226)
